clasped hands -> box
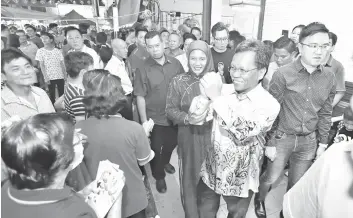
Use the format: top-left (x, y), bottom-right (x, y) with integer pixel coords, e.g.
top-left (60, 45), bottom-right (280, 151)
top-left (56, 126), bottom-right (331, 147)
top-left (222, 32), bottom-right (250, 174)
top-left (187, 72), bottom-right (223, 125)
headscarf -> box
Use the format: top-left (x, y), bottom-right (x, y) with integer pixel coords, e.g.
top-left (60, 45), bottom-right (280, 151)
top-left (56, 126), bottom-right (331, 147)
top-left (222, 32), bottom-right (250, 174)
top-left (187, 40), bottom-right (214, 77)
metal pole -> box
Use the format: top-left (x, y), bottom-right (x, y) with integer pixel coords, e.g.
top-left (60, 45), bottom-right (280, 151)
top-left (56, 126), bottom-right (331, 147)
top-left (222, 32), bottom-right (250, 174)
top-left (257, 0), bottom-right (266, 40)
top-left (202, 0), bottom-right (212, 44)
top-left (113, 0), bottom-right (120, 35)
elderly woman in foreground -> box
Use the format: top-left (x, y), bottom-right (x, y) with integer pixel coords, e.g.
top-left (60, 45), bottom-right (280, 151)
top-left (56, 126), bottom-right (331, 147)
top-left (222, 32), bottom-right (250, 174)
top-left (1, 113), bottom-right (97, 218)
top-left (77, 69), bottom-right (154, 218)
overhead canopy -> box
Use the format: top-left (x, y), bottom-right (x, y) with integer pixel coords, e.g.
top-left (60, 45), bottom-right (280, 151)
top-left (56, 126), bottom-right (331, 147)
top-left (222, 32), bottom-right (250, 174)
top-left (60, 10), bottom-right (96, 25)
top-left (1, 7), bottom-right (59, 20)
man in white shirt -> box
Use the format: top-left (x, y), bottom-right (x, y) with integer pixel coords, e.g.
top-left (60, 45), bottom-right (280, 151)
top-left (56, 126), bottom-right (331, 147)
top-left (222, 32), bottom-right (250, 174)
top-left (105, 38), bottom-right (133, 120)
top-left (65, 26), bottom-right (103, 69)
top-left (283, 140), bottom-right (353, 218)
top-left (198, 40), bottom-right (280, 218)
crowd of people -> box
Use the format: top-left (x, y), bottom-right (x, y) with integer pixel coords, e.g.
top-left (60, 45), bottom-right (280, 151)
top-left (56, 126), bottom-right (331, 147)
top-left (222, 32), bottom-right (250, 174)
top-left (1, 17), bottom-right (353, 218)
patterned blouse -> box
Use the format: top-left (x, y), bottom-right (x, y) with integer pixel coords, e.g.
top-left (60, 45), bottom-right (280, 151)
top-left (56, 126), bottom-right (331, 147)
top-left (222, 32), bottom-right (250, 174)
top-left (166, 73), bottom-right (203, 124)
top-left (200, 84), bottom-right (280, 197)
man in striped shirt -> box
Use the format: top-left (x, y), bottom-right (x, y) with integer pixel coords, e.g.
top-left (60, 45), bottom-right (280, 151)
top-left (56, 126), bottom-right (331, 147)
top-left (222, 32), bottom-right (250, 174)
top-left (64, 52), bottom-right (94, 122)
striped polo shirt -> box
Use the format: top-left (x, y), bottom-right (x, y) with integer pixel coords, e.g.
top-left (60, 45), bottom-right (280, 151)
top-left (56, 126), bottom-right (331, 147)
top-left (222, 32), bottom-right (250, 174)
top-left (64, 83), bottom-right (85, 121)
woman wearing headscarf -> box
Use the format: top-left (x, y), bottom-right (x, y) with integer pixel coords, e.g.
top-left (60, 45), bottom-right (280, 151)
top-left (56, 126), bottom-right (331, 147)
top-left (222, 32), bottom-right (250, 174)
top-left (166, 40), bottom-right (215, 218)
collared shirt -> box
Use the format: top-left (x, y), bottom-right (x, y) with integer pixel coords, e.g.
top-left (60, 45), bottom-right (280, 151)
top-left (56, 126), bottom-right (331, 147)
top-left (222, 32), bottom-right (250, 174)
top-left (200, 84), bottom-right (280, 197)
top-left (165, 48), bottom-right (184, 58)
top-left (324, 55), bottom-right (345, 92)
top-left (1, 182), bottom-right (97, 218)
top-left (1, 85), bottom-right (55, 121)
top-left (105, 55), bottom-right (133, 95)
top-left (126, 44), bottom-right (150, 82)
top-left (134, 55), bottom-right (185, 126)
top-left (69, 45), bottom-right (103, 69)
top-left (262, 61), bottom-right (279, 90)
top-left (283, 141), bottom-right (353, 218)
top-left (269, 58), bottom-right (336, 144)
top-left (19, 42), bottom-right (38, 66)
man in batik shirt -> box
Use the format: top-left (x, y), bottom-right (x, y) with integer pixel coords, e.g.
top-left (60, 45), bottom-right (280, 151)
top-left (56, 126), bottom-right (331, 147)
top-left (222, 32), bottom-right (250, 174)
top-left (197, 40), bottom-right (280, 218)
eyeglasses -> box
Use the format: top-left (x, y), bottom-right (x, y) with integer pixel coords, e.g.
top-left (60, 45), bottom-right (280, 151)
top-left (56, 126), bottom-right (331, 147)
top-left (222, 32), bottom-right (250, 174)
top-left (300, 43), bottom-right (330, 50)
top-left (214, 37), bottom-right (228, 42)
top-left (228, 66), bottom-right (258, 75)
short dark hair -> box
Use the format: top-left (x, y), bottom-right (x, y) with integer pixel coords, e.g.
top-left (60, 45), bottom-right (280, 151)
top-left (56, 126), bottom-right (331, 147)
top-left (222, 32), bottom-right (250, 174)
top-left (229, 30), bottom-right (245, 48)
top-left (292, 24), bottom-right (305, 32)
top-left (2, 113), bottom-right (75, 190)
top-left (160, 28), bottom-right (169, 35)
top-left (40, 31), bottom-right (55, 43)
top-left (211, 22), bottom-right (229, 37)
top-left (98, 46), bottom-right (113, 64)
top-left (78, 23), bottom-right (90, 34)
top-left (64, 52), bottom-right (93, 78)
top-left (344, 106), bottom-right (353, 121)
top-left (145, 31), bottom-right (161, 42)
top-left (9, 26), bottom-right (17, 31)
top-left (49, 23), bottom-right (58, 29)
top-left (16, 30), bottom-right (26, 35)
top-left (135, 26), bottom-right (148, 38)
top-left (183, 33), bottom-right (197, 42)
top-left (1, 48), bottom-right (32, 74)
top-left (1, 24), bottom-right (8, 31)
top-left (299, 22), bottom-right (329, 43)
top-left (96, 32), bottom-right (107, 44)
top-left (328, 32), bottom-right (338, 46)
top-left (82, 69), bottom-right (127, 119)
top-left (191, 27), bottom-right (201, 34)
top-left (235, 40), bottom-right (272, 70)
top-left (273, 36), bottom-right (296, 53)
top-left (65, 26), bottom-right (82, 37)
top-left (25, 25), bottom-right (36, 32)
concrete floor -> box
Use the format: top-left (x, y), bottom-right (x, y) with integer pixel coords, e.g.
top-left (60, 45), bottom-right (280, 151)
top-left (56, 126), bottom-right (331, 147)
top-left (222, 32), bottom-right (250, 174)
top-left (145, 149), bottom-right (287, 218)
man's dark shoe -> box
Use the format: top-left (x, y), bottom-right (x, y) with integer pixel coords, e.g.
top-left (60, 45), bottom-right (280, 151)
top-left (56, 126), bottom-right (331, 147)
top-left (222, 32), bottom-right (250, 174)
top-left (254, 194), bottom-right (267, 218)
top-left (279, 210), bottom-right (284, 218)
top-left (156, 179), bottom-right (167, 193)
top-left (164, 163), bottom-right (176, 174)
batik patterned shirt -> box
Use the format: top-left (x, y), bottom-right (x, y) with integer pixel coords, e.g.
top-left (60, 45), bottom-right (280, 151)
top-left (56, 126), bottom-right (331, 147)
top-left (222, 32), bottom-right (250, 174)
top-left (200, 84), bottom-right (280, 197)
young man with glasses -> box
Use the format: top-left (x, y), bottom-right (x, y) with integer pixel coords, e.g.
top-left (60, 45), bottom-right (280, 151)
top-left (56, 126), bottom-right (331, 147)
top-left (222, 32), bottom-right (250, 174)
top-left (211, 22), bottom-right (236, 84)
top-left (197, 40), bottom-right (280, 218)
top-left (255, 22), bottom-right (336, 218)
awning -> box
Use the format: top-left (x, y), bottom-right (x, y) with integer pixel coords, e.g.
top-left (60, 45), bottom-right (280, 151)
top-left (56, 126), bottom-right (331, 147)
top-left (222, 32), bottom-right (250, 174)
top-left (60, 10), bottom-right (96, 25)
top-left (1, 7), bottom-right (59, 20)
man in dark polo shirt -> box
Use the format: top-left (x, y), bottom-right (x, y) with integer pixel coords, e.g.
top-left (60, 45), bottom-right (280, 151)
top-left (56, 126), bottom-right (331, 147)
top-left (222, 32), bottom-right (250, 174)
top-left (126, 26), bottom-right (149, 82)
top-left (255, 22), bottom-right (336, 218)
top-left (211, 22), bottom-right (236, 84)
top-left (134, 31), bottom-right (185, 193)
top-left (323, 31), bottom-right (346, 107)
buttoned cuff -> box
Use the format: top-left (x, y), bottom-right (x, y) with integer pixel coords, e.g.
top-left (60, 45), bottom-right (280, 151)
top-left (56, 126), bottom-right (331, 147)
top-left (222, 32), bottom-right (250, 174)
top-left (319, 136), bottom-right (329, 145)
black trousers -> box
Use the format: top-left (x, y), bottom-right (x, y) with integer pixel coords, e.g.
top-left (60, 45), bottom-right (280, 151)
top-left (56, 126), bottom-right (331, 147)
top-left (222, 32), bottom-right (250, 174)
top-left (150, 125), bottom-right (178, 180)
top-left (48, 79), bottom-right (65, 103)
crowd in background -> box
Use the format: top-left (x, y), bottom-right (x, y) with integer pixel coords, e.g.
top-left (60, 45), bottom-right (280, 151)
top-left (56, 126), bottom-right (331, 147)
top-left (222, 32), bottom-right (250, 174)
top-left (1, 17), bottom-right (353, 218)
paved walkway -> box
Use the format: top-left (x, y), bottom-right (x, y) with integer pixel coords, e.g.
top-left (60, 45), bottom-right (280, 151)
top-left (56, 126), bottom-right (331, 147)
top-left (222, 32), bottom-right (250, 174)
top-left (145, 149), bottom-right (287, 218)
